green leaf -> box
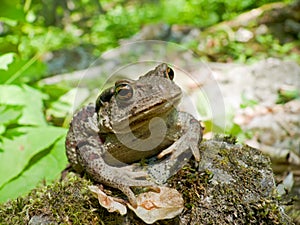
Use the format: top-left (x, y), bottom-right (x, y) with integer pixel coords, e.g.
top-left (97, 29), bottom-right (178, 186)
top-left (0, 0), bottom-right (25, 21)
top-left (0, 125), bottom-right (5, 136)
top-left (0, 126), bottom-right (67, 190)
top-left (0, 53), bottom-right (15, 70)
top-left (228, 123), bottom-right (243, 136)
top-left (0, 55), bottom-right (47, 84)
top-left (0, 84), bottom-right (48, 126)
top-left (0, 136), bottom-right (68, 203)
top-left (0, 105), bottom-right (22, 125)
top-left (0, 85), bottom-right (25, 105)
top-left (18, 85), bottom-right (48, 126)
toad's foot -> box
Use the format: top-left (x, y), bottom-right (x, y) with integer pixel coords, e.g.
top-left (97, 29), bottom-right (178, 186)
top-left (110, 167), bottom-right (157, 207)
top-left (86, 159), bottom-right (156, 207)
top-left (157, 112), bottom-right (202, 161)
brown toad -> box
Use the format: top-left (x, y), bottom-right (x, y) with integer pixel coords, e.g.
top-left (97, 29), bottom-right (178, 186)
top-left (65, 63), bottom-right (203, 206)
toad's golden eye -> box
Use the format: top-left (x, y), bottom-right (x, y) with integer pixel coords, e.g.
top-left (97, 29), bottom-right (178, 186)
top-left (164, 67), bottom-right (174, 80)
top-left (115, 82), bottom-right (133, 102)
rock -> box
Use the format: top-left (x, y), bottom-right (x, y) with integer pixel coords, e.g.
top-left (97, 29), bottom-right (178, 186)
top-left (28, 215), bottom-right (57, 225)
top-left (169, 137), bottom-right (293, 224)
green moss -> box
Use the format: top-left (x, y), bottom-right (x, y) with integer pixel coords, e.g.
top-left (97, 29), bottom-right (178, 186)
top-left (0, 174), bottom-right (125, 224)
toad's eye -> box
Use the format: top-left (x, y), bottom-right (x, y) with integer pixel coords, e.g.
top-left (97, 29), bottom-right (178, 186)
top-left (164, 67), bottom-right (174, 80)
top-left (115, 82), bottom-right (133, 102)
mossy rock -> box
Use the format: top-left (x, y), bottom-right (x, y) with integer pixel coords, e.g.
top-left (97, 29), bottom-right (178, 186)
top-left (0, 137), bottom-right (294, 224)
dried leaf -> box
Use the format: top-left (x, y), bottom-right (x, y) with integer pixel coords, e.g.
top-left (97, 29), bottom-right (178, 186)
top-left (88, 185), bottom-right (127, 215)
top-left (128, 187), bottom-right (184, 224)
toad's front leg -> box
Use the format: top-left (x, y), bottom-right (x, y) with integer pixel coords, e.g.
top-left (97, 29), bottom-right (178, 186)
top-left (66, 105), bottom-right (155, 207)
top-left (148, 111), bottom-right (203, 183)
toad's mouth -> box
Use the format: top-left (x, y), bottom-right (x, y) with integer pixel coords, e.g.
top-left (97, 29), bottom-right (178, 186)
top-left (112, 93), bottom-right (181, 132)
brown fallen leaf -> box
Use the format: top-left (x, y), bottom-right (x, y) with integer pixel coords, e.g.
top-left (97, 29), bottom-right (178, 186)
top-left (88, 185), bottom-right (127, 215)
top-left (89, 185), bottom-right (184, 224)
top-left (128, 187), bottom-right (184, 224)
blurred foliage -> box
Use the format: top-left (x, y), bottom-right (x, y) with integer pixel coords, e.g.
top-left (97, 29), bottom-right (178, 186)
top-left (0, 0), bottom-right (295, 78)
top-left (0, 0), bottom-right (297, 203)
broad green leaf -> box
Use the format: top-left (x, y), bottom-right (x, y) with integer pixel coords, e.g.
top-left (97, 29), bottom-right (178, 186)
top-left (0, 85), bottom-right (25, 105)
top-left (0, 105), bottom-right (22, 125)
top-left (0, 55), bottom-right (47, 84)
top-left (0, 126), bottom-right (67, 188)
top-left (0, 84), bottom-right (48, 126)
top-left (0, 125), bottom-right (5, 136)
top-left (18, 85), bottom-right (48, 126)
top-left (0, 53), bottom-right (14, 70)
top-left (0, 136), bottom-right (68, 203)
top-left (0, 0), bottom-right (25, 21)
